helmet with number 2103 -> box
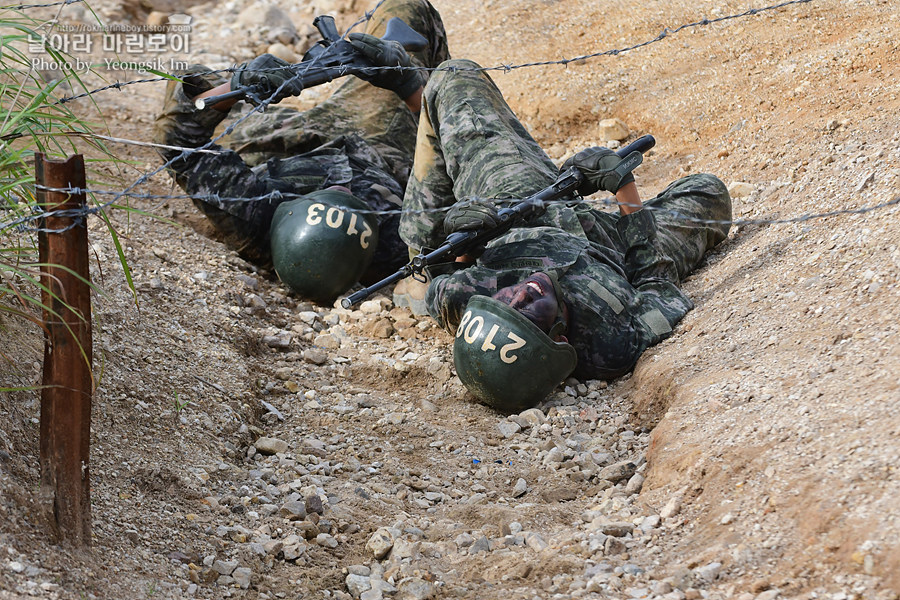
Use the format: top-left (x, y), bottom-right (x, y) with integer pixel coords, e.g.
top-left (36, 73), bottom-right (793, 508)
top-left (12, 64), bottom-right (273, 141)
top-left (269, 189), bottom-right (379, 305)
top-left (453, 295), bottom-right (577, 413)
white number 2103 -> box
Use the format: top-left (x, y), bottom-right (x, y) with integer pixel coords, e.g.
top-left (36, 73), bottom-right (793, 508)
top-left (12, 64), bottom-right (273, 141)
top-left (305, 203), bottom-right (374, 249)
top-left (456, 309), bottom-right (526, 364)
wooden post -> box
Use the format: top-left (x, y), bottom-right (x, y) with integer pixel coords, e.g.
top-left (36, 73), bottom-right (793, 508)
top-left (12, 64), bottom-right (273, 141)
top-left (35, 153), bottom-right (92, 546)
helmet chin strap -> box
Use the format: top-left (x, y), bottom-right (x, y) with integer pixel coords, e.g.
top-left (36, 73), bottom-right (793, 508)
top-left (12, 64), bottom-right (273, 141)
top-left (544, 271), bottom-right (570, 341)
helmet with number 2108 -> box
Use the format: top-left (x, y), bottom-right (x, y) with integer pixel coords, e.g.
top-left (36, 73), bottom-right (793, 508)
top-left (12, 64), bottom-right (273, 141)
top-left (453, 295), bottom-right (577, 413)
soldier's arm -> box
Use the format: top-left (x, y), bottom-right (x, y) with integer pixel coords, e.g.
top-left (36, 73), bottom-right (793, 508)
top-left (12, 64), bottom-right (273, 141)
top-left (404, 86), bottom-right (423, 113)
top-left (615, 181), bottom-right (643, 215)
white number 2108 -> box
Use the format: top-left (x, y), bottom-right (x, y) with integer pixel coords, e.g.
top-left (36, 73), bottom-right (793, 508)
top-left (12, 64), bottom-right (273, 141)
top-left (456, 309), bottom-right (526, 364)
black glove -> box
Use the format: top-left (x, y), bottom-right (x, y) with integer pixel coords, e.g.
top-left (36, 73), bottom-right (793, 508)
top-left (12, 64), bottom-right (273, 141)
top-left (231, 54), bottom-right (302, 105)
top-left (562, 147), bottom-right (642, 196)
top-left (347, 33), bottom-right (425, 100)
top-left (443, 198), bottom-right (500, 235)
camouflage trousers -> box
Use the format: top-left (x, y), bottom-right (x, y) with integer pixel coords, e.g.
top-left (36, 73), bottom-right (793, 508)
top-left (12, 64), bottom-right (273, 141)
top-left (401, 58), bottom-right (732, 278)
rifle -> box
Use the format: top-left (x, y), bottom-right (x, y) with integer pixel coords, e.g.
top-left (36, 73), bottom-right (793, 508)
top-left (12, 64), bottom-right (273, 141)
top-left (195, 16), bottom-right (427, 109)
top-left (340, 134), bottom-right (656, 309)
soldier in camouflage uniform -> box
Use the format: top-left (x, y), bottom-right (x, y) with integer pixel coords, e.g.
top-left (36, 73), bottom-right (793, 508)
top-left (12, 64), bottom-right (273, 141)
top-left (153, 0), bottom-right (449, 279)
top-left (400, 59), bottom-right (732, 382)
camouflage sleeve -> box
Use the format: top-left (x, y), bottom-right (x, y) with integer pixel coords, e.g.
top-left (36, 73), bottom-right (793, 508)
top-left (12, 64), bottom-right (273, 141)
top-left (153, 81), bottom-right (273, 216)
top-left (425, 270), bottom-right (499, 332)
top-left (616, 209), bottom-right (693, 338)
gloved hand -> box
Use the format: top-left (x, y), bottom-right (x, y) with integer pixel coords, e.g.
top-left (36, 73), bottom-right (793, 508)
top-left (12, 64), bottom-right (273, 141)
top-left (347, 33), bottom-right (425, 100)
top-left (562, 147), bottom-right (642, 196)
top-left (443, 198), bottom-right (500, 235)
top-left (231, 54), bottom-right (302, 105)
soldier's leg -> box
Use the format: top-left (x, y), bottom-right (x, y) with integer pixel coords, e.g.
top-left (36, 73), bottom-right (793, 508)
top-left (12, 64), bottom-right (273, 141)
top-left (223, 0), bottom-right (449, 166)
top-left (642, 173), bottom-right (732, 280)
top-left (400, 58), bottom-right (558, 251)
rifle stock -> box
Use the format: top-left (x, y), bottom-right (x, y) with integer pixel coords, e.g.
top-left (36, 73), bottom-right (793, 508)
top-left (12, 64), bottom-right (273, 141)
top-left (340, 135), bottom-right (656, 309)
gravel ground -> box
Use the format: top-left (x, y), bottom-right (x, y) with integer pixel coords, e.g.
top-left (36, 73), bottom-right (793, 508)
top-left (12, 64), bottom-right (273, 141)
top-left (1, 0), bottom-right (898, 599)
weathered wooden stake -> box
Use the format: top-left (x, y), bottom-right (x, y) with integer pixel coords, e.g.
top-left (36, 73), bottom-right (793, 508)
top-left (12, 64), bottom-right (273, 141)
top-left (35, 153), bottom-right (92, 546)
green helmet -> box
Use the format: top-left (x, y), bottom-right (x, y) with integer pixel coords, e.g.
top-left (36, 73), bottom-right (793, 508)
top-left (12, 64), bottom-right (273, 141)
top-left (453, 295), bottom-right (577, 413)
top-left (270, 189), bottom-right (379, 304)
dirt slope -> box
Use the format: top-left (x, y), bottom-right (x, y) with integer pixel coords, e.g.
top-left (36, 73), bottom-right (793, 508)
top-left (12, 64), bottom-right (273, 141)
top-left (1, 0), bottom-right (898, 599)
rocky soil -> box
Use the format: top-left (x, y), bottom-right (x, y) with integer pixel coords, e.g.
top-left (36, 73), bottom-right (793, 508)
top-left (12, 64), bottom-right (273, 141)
top-left (1, 0), bottom-right (898, 599)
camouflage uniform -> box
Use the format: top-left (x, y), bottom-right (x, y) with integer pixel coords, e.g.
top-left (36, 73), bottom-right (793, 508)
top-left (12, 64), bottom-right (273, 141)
top-left (153, 0), bottom-right (450, 277)
top-left (401, 59), bottom-right (732, 380)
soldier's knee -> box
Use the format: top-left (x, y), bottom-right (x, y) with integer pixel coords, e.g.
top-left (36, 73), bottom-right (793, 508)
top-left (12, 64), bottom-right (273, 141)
top-left (427, 59), bottom-right (486, 97)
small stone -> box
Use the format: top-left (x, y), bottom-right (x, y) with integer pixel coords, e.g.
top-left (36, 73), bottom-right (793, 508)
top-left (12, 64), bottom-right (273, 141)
top-left (512, 478), bottom-right (528, 498)
top-left (468, 536), bottom-right (491, 554)
top-left (639, 515), bottom-right (661, 533)
top-left (279, 501), bottom-right (307, 520)
top-left (625, 473), bottom-right (644, 494)
top-left (541, 486), bottom-right (578, 503)
top-left (303, 348), bottom-right (328, 364)
top-left (660, 494), bottom-right (683, 519)
top-left (359, 300), bottom-right (384, 314)
top-left (497, 421), bottom-right (521, 438)
top-left (604, 536), bottom-right (627, 555)
top-left (519, 408), bottom-right (547, 426)
top-left (589, 449), bottom-right (613, 466)
top-left (212, 559), bottom-right (238, 575)
top-left (255, 437), bottom-right (288, 455)
top-left (597, 118), bottom-right (630, 141)
top-left (295, 520), bottom-right (320, 540)
top-left (6, 561), bottom-right (25, 573)
top-left (651, 581), bottom-right (674, 595)
top-left (263, 332), bottom-right (292, 348)
top-left (236, 3), bottom-right (297, 39)
top-left (313, 333), bottom-right (341, 349)
top-left (362, 318), bottom-right (394, 338)
top-left (282, 542), bottom-right (306, 561)
top-left (146, 11), bottom-right (169, 27)
top-left (525, 532), bottom-right (548, 551)
top-left (298, 311), bottom-right (320, 325)
top-left (544, 447), bottom-right (565, 464)
top-left (366, 527), bottom-right (395, 559)
top-left (397, 576), bottom-right (436, 600)
top-left (692, 562), bottom-right (722, 586)
top-left (232, 567), bottom-right (252, 589)
top-left (728, 181), bottom-right (755, 198)
top-left (305, 494), bottom-right (325, 515)
top-left (755, 591), bottom-right (780, 600)
top-left (599, 522), bottom-right (633, 537)
top-left (360, 589), bottom-right (383, 600)
top-left (346, 573), bottom-right (372, 598)
top-left (855, 171), bottom-right (875, 192)
top-left (267, 42), bottom-right (298, 62)
top-left (598, 460), bottom-right (636, 483)
top-left (316, 533), bottom-right (339, 548)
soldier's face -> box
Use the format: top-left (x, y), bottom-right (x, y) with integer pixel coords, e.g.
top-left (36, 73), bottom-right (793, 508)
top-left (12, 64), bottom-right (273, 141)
top-left (492, 272), bottom-right (561, 336)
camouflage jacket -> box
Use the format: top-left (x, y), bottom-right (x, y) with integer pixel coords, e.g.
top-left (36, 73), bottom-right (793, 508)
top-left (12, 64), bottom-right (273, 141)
top-left (426, 201), bottom-right (694, 381)
top-left (154, 80), bottom-right (410, 270)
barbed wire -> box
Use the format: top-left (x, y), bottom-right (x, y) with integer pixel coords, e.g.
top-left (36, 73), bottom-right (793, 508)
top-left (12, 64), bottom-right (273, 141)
top-left (5, 0), bottom-right (867, 238)
top-left (4, 0), bottom-right (82, 10)
top-left (11, 184), bottom-right (899, 234)
top-left (52, 0), bottom-right (815, 106)
top-left (34, 0), bottom-right (819, 236)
